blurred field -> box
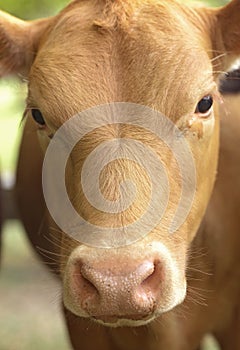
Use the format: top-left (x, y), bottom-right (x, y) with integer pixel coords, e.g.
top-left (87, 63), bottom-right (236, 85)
top-left (0, 79), bottom-right (25, 173)
top-left (0, 78), bottom-right (71, 349)
top-left (0, 222), bottom-right (71, 350)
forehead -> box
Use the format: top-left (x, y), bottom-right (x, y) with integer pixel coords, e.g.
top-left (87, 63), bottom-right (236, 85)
top-left (29, 0), bottom-right (213, 121)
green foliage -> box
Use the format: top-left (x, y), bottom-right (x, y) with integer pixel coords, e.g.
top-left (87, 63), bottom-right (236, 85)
top-left (0, 0), bottom-right (230, 20)
top-left (204, 0), bottom-right (228, 6)
top-left (0, 0), bottom-right (69, 19)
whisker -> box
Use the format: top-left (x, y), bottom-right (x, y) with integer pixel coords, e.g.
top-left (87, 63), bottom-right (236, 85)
top-left (43, 232), bottom-right (70, 254)
top-left (212, 70), bottom-right (228, 75)
top-left (210, 53), bottom-right (227, 63)
top-left (186, 267), bottom-right (212, 276)
top-left (37, 246), bottom-right (69, 258)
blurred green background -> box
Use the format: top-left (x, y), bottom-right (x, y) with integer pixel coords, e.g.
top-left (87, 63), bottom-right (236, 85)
top-left (0, 0), bottom-right (68, 19)
top-left (0, 0), bottom-right (229, 349)
top-left (0, 2), bottom-right (71, 350)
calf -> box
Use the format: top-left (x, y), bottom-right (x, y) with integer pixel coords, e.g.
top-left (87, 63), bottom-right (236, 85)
top-left (1, 0), bottom-right (240, 349)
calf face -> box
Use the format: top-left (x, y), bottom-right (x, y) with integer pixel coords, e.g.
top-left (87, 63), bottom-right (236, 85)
top-left (1, 0), bottom-right (240, 327)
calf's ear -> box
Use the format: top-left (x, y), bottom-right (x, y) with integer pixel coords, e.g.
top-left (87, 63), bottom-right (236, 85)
top-left (0, 11), bottom-right (52, 77)
top-left (213, 0), bottom-right (240, 69)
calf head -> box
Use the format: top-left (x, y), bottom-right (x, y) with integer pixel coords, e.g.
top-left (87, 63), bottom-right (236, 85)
top-left (1, 0), bottom-right (240, 327)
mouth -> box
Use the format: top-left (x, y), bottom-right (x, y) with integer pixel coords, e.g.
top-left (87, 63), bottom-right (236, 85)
top-left (91, 314), bottom-right (156, 327)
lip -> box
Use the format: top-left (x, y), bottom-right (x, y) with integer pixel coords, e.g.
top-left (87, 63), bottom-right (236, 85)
top-left (91, 314), bottom-right (156, 327)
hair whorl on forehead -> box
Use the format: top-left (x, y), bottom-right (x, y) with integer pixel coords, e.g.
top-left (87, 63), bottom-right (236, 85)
top-left (66, 0), bottom-right (140, 29)
top-left (93, 0), bottom-right (137, 29)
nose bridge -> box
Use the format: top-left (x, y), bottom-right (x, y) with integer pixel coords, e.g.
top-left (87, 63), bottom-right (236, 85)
top-left (71, 136), bottom-right (153, 220)
top-left (72, 243), bottom-right (155, 270)
top-left (81, 259), bottom-right (155, 291)
top-left (65, 116), bottom-right (185, 249)
top-left (70, 240), bottom-right (172, 270)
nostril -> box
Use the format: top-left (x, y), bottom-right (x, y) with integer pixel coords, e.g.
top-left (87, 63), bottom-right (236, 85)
top-left (136, 260), bottom-right (162, 303)
top-left (142, 261), bottom-right (162, 290)
top-left (72, 261), bottom-right (100, 310)
top-left (82, 272), bottom-right (99, 294)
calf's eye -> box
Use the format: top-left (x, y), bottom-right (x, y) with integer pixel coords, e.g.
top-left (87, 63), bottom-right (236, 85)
top-left (31, 109), bottom-right (46, 126)
top-left (195, 95), bottom-right (213, 116)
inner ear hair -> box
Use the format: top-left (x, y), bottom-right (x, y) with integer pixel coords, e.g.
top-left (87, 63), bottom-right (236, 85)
top-left (0, 11), bottom-right (53, 77)
top-left (217, 0), bottom-right (240, 57)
